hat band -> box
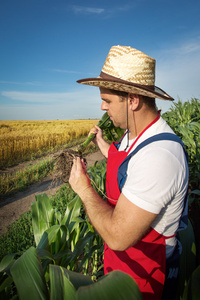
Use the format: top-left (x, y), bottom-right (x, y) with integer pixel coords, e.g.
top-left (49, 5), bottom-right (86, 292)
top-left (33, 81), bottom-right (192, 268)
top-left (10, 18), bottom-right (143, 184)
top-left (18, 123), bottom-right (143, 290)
top-left (100, 71), bottom-right (155, 91)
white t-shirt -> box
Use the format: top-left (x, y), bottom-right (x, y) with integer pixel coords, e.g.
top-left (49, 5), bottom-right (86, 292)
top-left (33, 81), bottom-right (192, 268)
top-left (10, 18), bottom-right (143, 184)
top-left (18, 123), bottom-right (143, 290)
top-left (118, 117), bottom-right (189, 258)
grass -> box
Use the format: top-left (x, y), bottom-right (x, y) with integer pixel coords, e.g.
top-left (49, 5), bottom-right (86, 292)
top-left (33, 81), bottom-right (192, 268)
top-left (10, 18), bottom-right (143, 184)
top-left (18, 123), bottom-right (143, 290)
top-left (0, 183), bottom-right (76, 262)
top-left (0, 211), bottom-right (35, 260)
top-left (0, 158), bottom-right (54, 199)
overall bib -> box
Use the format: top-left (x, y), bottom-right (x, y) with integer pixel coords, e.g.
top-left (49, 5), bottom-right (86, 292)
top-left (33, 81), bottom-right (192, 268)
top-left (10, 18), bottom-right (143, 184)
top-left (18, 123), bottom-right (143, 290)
top-left (104, 115), bottom-right (188, 300)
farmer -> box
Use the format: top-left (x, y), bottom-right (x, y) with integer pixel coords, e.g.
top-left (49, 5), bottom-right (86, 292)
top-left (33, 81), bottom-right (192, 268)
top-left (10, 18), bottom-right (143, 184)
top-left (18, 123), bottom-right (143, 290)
top-left (69, 45), bottom-right (189, 300)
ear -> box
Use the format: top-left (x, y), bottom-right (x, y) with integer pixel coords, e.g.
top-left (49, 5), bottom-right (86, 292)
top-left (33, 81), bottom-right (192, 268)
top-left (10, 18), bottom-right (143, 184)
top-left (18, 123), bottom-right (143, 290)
top-left (128, 94), bottom-right (140, 111)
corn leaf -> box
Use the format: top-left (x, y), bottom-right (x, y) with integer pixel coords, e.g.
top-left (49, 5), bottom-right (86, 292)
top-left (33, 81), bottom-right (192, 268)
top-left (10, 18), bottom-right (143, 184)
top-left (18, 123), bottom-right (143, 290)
top-left (0, 253), bottom-right (16, 273)
top-left (0, 276), bottom-right (13, 293)
top-left (76, 244), bottom-right (100, 273)
top-left (77, 270), bottom-right (143, 300)
top-left (37, 248), bottom-right (54, 261)
top-left (190, 190), bottom-right (200, 196)
top-left (61, 194), bottom-right (82, 228)
top-left (49, 265), bottom-right (76, 300)
top-left (37, 225), bottom-right (62, 249)
top-left (177, 219), bottom-right (197, 298)
top-left (186, 265), bottom-right (200, 300)
top-left (64, 269), bottom-right (93, 290)
top-left (64, 231), bottom-right (94, 266)
top-left (31, 193), bottom-right (55, 246)
top-left (10, 247), bottom-right (48, 300)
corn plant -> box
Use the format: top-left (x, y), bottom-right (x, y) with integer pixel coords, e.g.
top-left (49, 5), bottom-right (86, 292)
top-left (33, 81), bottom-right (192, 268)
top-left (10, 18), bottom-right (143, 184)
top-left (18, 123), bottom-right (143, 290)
top-left (88, 160), bottom-right (107, 200)
top-left (162, 97), bottom-right (200, 271)
top-left (0, 246), bottom-right (142, 300)
top-left (176, 120), bottom-right (199, 194)
top-left (176, 219), bottom-right (197, 299)
top-left (162, 98), bottom-right (200, 127)
top-left (31, 193), bottom-right (103, 279)
top-left (1, 234), bottom-right (199, 299)
top-left (162, 98), bottom-right (200, 197)
top-left (182, 265), bottom-right (200, 300)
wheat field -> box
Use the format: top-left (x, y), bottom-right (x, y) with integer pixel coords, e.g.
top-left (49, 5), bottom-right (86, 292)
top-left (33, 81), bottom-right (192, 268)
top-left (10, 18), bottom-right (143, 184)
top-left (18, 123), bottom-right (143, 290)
top-left (0, 119), bottom-right (98, 168)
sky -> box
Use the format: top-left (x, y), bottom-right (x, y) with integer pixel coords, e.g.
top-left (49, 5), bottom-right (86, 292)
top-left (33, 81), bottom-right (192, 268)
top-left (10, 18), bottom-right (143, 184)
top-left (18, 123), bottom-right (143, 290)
top-left (0, 0), bottom-right (200, 121)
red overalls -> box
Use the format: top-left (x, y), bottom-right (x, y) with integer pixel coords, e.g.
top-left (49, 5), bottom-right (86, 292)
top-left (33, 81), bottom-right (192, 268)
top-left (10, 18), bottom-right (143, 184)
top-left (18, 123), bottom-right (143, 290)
top-left (104, 115), bottom-right (171, 300)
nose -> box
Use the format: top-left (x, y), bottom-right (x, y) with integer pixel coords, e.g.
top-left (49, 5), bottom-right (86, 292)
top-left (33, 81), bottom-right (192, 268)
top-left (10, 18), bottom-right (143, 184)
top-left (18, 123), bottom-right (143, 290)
top-left (101, 101), bottom-right (108, 111)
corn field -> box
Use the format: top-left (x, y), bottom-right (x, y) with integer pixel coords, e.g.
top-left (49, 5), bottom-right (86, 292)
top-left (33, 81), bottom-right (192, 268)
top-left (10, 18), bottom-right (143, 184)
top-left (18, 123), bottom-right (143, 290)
top-left (0, 119), bottom-right (98, 168)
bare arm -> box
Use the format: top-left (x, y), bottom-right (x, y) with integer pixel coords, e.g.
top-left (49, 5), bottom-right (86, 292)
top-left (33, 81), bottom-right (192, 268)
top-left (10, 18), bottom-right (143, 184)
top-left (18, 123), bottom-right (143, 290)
top-left (69, 157), bottom-right (158, 251)
top-left (89, 125), bottom-right (110, 158)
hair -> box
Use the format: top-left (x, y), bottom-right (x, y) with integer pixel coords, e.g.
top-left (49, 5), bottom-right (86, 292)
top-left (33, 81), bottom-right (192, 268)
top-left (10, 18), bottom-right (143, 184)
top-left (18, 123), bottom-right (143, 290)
top-left (108, 89), bottom-right (128, 102)
top-left (109, 89), bottom-right (156, 110)
top-left (141, 95), bottom-right (156, 111)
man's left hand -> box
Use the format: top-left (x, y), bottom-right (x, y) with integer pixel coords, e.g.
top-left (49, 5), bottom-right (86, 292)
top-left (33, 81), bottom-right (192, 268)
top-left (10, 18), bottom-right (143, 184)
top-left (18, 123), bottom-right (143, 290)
top-left (69, 157), bottom-right (92, 198)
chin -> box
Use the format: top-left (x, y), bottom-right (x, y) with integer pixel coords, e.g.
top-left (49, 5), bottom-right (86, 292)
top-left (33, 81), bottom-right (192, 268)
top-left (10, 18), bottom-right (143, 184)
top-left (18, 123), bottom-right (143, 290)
top-left (113, 121), bottom-right (118, 127)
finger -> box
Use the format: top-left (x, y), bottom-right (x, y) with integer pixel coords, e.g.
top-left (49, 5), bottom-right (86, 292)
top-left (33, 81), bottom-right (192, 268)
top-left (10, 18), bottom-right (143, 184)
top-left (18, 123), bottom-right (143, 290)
top-left (95, 125), bottom-right (102, 132)
top-left (81, 159), bottom-right (87, 173)
top-left (71, 158), bottom-right (76, 168)
top-left (88, 129), bottom-right (97, 136)
top-left (71, 158), bottom-right (78, 173)
top-left (76, 157), bottom-right (83, 171)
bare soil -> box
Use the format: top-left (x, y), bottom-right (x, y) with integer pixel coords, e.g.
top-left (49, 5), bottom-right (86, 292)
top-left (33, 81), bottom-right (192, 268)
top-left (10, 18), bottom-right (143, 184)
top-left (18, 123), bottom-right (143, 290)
top-left (0, 151), bottom-right (105, 235)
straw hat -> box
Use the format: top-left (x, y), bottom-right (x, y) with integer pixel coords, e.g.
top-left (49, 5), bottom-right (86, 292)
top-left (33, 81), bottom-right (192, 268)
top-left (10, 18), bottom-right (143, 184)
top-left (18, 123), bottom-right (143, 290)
top-left (77, 45), bottom-right (174, 101)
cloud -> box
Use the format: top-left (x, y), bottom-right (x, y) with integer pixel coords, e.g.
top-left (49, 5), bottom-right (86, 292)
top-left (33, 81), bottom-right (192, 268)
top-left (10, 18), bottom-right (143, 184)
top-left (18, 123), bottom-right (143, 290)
top-left (51, 69), bottom-right (95, 76)
top-left (52, 69), bottom-right (83, 74)
top-left (116, 3), bottom-right (137, 12)
top-left (180, 42), bottom-right (200, 54)
top-left (1, 88), bottom-right (101, 104)
top-left (0, 80), bottom-right (67, 88)
top-left (71, 4), bottom-right (136, 17)
top-left (1, 91), bottom-right (79, 103)
top-left (0, 88), bottom-right (103, 120)
top-left (0, 81), bottom-right (43, 86)
top-left (72, 6), bottom-right (104, 15)
top-left (0, 102), bottom-right (102, 120)
top-left (158, 37), bottom-right (200, 57)
top-left (153, 37), bottom-right (200, 112)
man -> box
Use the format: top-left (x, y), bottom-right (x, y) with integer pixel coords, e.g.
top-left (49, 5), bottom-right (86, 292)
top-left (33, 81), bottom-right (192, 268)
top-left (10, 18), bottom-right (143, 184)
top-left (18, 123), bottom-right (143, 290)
top-left (69, 45), bottom-right (189, 299)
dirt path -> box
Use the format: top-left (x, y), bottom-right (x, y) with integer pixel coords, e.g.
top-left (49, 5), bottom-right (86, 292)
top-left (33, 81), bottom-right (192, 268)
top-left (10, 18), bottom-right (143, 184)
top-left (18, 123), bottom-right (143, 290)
top-left (0, 151), bottom-right (105, 235)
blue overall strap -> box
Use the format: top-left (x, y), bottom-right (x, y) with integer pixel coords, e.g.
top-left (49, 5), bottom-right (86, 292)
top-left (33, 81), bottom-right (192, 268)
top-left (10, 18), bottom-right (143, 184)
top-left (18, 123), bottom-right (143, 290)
top-left (117, 132), bottom-right (189, 230)
top-left (114, 130), bottom-right (129, 150)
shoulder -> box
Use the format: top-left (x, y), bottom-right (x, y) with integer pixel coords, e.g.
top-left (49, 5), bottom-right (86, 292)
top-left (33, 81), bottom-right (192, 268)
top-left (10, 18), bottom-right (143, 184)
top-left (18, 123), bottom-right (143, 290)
top-left (122, 144), bottom-right (188, 213)
top-left (130, 116), bottom-right (184, 157)
top-left (127, 135), bottom-right (188, 181)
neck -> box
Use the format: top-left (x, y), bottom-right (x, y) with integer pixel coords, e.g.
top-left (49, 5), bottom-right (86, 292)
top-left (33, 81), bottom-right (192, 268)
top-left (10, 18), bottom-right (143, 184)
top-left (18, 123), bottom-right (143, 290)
top-left (128, 109), bottom-right (158, 139)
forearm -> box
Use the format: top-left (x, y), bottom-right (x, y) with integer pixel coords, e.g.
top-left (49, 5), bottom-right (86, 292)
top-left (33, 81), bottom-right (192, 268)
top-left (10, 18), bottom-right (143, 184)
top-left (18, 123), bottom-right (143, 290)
top-left (69, 157), bottom-right (115, 246)
top-left (79, 185), bottom-right (117, 247)
top-left (69, 157), bottom-right (156, 252)
top-left (96, 138), bottom-right (110, 158)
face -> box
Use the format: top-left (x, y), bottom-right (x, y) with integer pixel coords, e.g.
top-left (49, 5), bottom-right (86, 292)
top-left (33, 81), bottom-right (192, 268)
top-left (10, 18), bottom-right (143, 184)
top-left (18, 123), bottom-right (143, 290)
top-left (100, 88), bottom-right (127, 129)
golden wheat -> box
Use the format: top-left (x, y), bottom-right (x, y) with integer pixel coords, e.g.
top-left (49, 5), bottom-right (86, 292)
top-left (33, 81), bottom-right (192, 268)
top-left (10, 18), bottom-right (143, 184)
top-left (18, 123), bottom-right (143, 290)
top-left (0, 119), bottom-right (98, 168)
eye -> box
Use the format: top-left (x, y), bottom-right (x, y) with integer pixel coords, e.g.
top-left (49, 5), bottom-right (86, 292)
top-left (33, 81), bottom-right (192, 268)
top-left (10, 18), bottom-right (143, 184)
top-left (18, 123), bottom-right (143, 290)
top-left (104, 99), bottom-right (110, 104)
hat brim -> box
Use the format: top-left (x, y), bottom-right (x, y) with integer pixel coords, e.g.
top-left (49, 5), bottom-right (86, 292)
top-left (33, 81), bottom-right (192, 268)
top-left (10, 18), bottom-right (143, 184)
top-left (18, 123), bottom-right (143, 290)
top-left (77, 77), bottom-right (174, 101)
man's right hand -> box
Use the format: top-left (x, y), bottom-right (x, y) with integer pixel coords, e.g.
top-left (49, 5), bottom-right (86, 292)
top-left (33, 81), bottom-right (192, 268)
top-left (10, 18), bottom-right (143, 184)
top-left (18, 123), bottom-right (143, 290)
top-left (88, 125), bottom-right (110, 158)
top-left (88, 125), bottom-right (103, 145)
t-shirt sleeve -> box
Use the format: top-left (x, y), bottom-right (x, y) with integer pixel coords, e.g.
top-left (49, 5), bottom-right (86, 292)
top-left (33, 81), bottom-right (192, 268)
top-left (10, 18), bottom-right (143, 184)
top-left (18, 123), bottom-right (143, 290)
top-left (121, 146), bottom-right (184, 214)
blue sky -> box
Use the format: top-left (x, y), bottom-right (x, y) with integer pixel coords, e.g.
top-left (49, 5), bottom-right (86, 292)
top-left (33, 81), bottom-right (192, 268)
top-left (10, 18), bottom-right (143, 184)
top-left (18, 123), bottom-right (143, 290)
top-left (0, 0), bottom-right (200, 120)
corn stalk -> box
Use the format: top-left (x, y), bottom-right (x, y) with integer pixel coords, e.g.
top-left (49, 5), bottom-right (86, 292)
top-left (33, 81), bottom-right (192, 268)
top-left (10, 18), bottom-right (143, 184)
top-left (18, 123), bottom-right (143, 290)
top-left (76, 112), bottom-right (124, 154)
